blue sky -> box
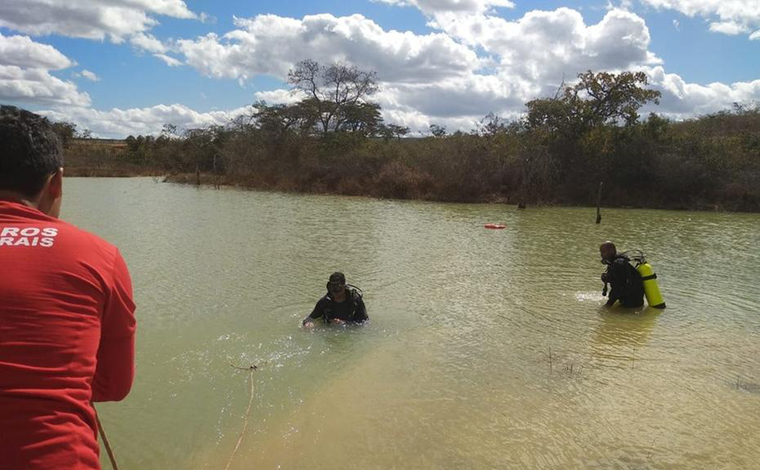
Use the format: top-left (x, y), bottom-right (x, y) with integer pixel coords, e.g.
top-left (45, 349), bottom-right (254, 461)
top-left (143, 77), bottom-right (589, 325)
top-left (1, 0), bottom-right (758, 137)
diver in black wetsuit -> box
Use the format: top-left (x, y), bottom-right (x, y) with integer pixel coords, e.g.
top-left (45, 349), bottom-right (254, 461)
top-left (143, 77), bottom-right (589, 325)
top-left (600, 241), bottom-right (645, 308)
top-left (303, 272), bottom-right (368, 328)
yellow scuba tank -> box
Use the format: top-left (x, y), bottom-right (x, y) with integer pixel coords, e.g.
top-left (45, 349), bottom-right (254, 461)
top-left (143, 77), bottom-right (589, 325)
top-left (636, 262), bottom-right (666, 309)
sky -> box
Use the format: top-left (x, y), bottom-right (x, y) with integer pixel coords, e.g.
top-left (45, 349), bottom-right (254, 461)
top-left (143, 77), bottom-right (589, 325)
top-left (1, 0), bottom-right (759, 138)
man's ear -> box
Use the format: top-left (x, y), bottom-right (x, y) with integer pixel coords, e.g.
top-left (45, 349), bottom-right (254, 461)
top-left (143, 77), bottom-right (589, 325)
top-left (49, 168), bottom-right (64, 199)
top-left (37, 168), bottom-right (64, 217)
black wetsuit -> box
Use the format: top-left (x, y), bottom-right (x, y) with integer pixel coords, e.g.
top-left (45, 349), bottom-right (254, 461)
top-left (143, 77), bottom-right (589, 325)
top-left (603, 255), bottom-right (645, 308)
top-left (305, 288), bottom-right (368, 324)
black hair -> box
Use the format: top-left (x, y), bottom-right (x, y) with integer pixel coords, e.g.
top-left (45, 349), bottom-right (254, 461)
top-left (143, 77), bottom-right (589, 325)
top-left (0, 105), bottom-right (64, 198)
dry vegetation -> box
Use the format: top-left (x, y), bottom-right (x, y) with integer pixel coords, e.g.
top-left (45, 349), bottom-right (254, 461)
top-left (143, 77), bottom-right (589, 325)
top-left (57, 64), bottom-right (760, 212)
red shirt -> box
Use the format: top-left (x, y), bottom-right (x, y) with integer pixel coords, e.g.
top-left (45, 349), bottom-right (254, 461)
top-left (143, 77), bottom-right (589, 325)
top-left (0, 201), bottom-right (136, 470)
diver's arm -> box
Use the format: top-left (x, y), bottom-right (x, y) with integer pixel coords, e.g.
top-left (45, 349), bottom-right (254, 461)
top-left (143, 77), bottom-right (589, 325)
top-left (605, 262), bottom-right (626, 306)
top-left (606, 284), bottom-right (622, 306)
top-left (303, 299), bottom-right (325, 327)
top-left (354, 297), bottom-right (368, 323)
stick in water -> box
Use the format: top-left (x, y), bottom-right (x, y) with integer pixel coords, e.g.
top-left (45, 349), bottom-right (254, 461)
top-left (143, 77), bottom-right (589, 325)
top-left (596, 181), bottom-right (604, 224)
top-left (94, 405), bottom-right (120, 470)
top-left (224, 364), bottom-right (259, 470)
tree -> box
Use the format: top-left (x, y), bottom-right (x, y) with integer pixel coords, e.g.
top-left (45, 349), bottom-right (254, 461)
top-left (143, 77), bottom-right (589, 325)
top-left (525, 71), bottom-right (661, 136)
top-left (379, 124), bottom-right (410, 142)
top-left (338, 102), bottom-right (383, 136)
top-left (229, 106), bottom-right (258, 131)
top-left (573, 71), bottom-right (661, 126)
top-left (51, 121), bottom-right (77, 148)
top-left (161, 124), bottom-right (178, 138)
top-left (478, 112), bottom-right (508, 137)
top-left (429, 124), bottom-right (447, 138)
top-left (182, 127), bottom-right (222, 172)
top-left (287, 60), bottom-right (379, 135)
top-left (125, 135), bottom-right (139, 152)
top-left (253, 100), bottom-right (319, 137)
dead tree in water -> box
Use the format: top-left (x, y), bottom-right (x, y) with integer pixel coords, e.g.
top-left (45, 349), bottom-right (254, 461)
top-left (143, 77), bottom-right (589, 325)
top-left (596, 181), bottom-right (604, 224)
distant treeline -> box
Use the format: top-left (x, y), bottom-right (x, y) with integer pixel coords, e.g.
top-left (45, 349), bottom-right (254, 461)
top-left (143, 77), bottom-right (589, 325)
top-left (60, 62), bottom-right (760, 211)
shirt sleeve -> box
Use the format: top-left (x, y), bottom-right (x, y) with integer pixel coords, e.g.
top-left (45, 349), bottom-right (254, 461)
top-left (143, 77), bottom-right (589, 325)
top-left (92, 249), bottom-right (137, 402)
top-left (305, 299), bottom-right (326, 323)
top-left (354, 297), bottom-right (368, 323)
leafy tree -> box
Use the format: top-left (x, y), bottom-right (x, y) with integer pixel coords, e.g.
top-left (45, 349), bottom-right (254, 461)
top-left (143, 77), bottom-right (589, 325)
top-left (338, 102), bottom-right (383, 135)
top-left (379, 124), bottom-right (410, 142)
top-left (51, 121), bottom-right (77, 148)
top-left (287, 60), bottom-right (379, 135)
top-left (526, 71), bottom-right (661, 136)
top-left (254, 100), bottom-right (318, 137)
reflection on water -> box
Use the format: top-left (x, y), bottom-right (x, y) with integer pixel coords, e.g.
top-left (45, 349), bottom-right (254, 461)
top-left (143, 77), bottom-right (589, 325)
top-left (60, 178), bottom-right (760, 469)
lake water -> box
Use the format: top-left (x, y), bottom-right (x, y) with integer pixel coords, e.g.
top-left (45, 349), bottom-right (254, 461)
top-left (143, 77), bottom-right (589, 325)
top-left (62, 178), bottom-right (760, 470)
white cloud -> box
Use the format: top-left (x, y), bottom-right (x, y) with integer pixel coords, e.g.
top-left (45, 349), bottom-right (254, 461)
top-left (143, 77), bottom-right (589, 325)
top-left (432, 8), bottom-right (661, 84)
top-left (253, 89), bottom-right (307, 105)
top-left (177, 13), bottom-right (481, 83)
top-left (131, 32), bottom-right (169, 54)
top-left (171, 9), bottom-right (664, 124)
top-left (378, 74), bottom-right (522, 118)
top-left (199, 12), bottom-right (217, 25)
top-left (0, 0), bottom-right (196, 42)
top-left (80, 70), bottom-right (99, 82)
top-left (0, 34), bottom-right (89, 106)
top-left (373, 0), bottom-right (514, 14)
top-left (167, 8), bottom-right (758, 131)
top-left (38, 104), bottom-right (250, 139)
top-left (640, 0), bottom-right (760, 38)
top-left (0, 66), bottom-right (90, 106)
top-left (379, 105), bottom-right (493, 135)
top-left (154, 54), bottom-right (183, 67)
top-left (644, 66), bottom-right (760, 117)
top-left (709, 21), bottom-right (746, 35)
top-left (5, 5), bottom-right (757, 137)
top-left (0, 33), bottom-right (74, 70)
top-left (174, 12), bottom-right (513, 130)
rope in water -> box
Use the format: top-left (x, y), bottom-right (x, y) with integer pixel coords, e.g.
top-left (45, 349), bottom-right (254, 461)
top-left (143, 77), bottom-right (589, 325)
top-left (91, 364), bottom-right (259, 470)
top-left (94, 405), bottom-right (120, 470)
top-left (224, 364), bottom-right (258, 470)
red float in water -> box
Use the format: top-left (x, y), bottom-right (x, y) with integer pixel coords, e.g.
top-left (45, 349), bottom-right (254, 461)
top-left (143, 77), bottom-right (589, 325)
top-left (484, 223), bottom-right (506, 229)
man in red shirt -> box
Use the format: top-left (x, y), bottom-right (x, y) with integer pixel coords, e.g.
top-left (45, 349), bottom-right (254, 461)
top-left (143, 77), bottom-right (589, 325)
top-left (0, 106), bottom-right (137, 470)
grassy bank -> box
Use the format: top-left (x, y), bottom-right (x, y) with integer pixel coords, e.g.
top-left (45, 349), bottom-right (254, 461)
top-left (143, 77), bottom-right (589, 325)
top-left (64, 139), bottom-right (163, 177)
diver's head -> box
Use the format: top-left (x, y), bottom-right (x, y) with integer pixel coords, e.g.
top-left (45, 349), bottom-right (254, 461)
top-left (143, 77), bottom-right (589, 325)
top-left (327, 272), bottom-right (346, 296)
top-left (600, 241), bottom-right (617, 262)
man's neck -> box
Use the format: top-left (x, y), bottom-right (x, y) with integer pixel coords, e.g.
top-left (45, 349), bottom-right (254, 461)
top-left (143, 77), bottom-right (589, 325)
top-left (0, 191), bottom-right (37, 208)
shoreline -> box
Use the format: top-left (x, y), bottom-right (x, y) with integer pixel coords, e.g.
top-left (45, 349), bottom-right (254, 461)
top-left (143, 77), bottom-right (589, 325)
top-left (65, 171), bottom-right (750, 213)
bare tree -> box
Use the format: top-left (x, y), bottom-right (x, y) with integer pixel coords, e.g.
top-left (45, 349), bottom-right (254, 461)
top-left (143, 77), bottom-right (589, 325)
top-left (287, 60), bottom-right (379, 135)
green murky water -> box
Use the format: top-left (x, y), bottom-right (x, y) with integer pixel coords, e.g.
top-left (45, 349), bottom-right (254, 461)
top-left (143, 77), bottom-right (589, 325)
top-left (62, 178), bottom-right (760, 470)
